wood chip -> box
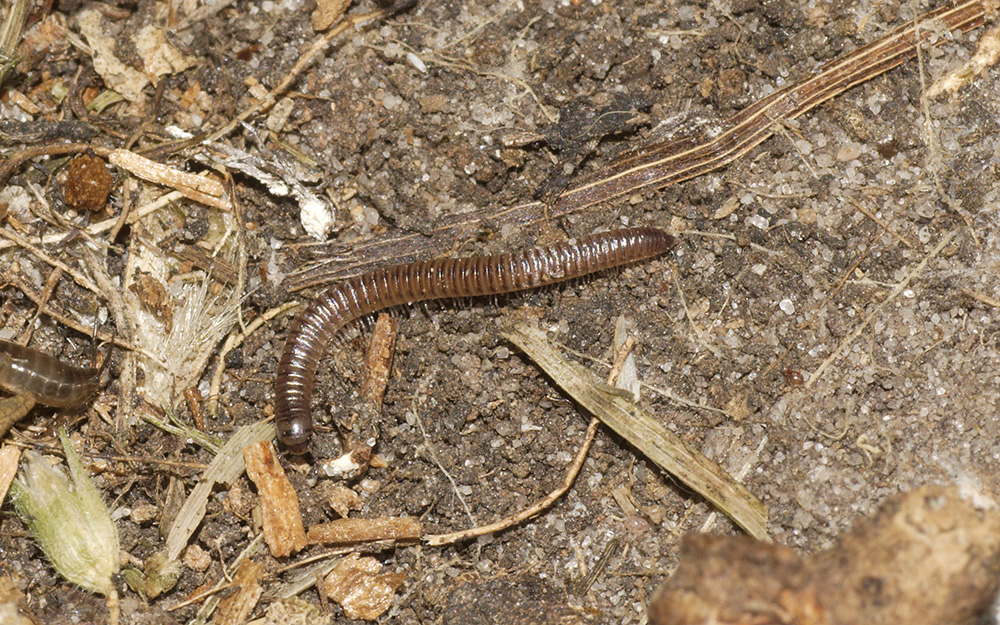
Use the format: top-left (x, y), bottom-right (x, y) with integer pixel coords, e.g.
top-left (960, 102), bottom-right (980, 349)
top-left (0, 446), bottom-right (21, 506)
top-left (359, 313), bottom-right (398, 409)
top-left (212, 559), bottom-right (263, 625)
top-left (311, 0), bottom-right (349, 31)
top-left (243, 440), bottom-right (307, 557)
top-left (321, 553), bottom-right (406, 620)
top-left (307, 517), bottom-right (423, 545)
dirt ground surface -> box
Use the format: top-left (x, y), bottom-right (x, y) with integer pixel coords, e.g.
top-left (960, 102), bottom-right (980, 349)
top-left (1, 0), bottom-right (1000, 622)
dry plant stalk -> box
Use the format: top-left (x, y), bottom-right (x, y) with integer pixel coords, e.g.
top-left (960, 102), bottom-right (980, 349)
top-left (243, 440), bottom-right (307, 557)
top-left (109, 148), bottom-right (230, 210)
top-left (307, 517), bottom-right (422, 545)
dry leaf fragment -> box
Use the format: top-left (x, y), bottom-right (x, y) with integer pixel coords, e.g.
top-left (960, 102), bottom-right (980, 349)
top-left (122, 551), bottom-right (181, 600)
top-left (76, 9), bottom-right (150, 103)
top-left (243, 441), bottom-right (307, 557)
top-left (129, 272), bottom-right (173, 331)
top-left (322, 553), bottom-right (406, 620)
top-left (134, 24), bottom-right (196, 79)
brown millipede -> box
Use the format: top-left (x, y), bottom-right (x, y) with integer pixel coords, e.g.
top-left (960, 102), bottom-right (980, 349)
top-left (0, 339), bottom-right (105, 408)
top-left (275, 227), bottom-right (676, 454)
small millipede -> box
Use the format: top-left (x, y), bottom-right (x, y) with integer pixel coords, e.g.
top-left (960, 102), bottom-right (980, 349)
top-left (0, 339), bottom-right (106, 438)
top-left (0, 339), bottom-right (105, 408)
top-left (275, 227), bottom-right (676, 454)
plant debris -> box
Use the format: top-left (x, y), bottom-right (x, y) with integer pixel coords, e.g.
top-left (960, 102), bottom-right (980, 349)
top-left (648, 485), bottom-right (1000, 625)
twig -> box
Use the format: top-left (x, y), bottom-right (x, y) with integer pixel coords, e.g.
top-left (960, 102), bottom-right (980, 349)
top-left (425, 330), bottom-right (637, 546)
top-left (425, 415), bottom-right (602, 547)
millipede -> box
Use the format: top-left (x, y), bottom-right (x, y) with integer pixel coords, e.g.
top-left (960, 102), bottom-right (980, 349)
top-left (0, 339), bottom-right (105, 408)
top-left (274, 227), bottom-right (676, 454)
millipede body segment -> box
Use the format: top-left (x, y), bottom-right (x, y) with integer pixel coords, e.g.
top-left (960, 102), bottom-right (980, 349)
top-left (274, 227), bottom-right (676, 454)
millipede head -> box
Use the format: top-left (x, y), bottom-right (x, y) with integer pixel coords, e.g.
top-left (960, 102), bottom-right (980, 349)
top-left (276, 417), bottom-right (312, 455)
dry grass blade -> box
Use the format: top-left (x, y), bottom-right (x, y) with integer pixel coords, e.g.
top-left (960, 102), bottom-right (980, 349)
top-left (505, 325), bottom-right (769, 541)
top-left (164, 420), bottom-right (274, 561)
top-left (0, 0), bottom-right (31, 87)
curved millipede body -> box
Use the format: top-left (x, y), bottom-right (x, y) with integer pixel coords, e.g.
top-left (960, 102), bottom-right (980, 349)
top-left (275, 227), bottom-right (676, 454)
top-left (0, 340), bottom-right (104, 408)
